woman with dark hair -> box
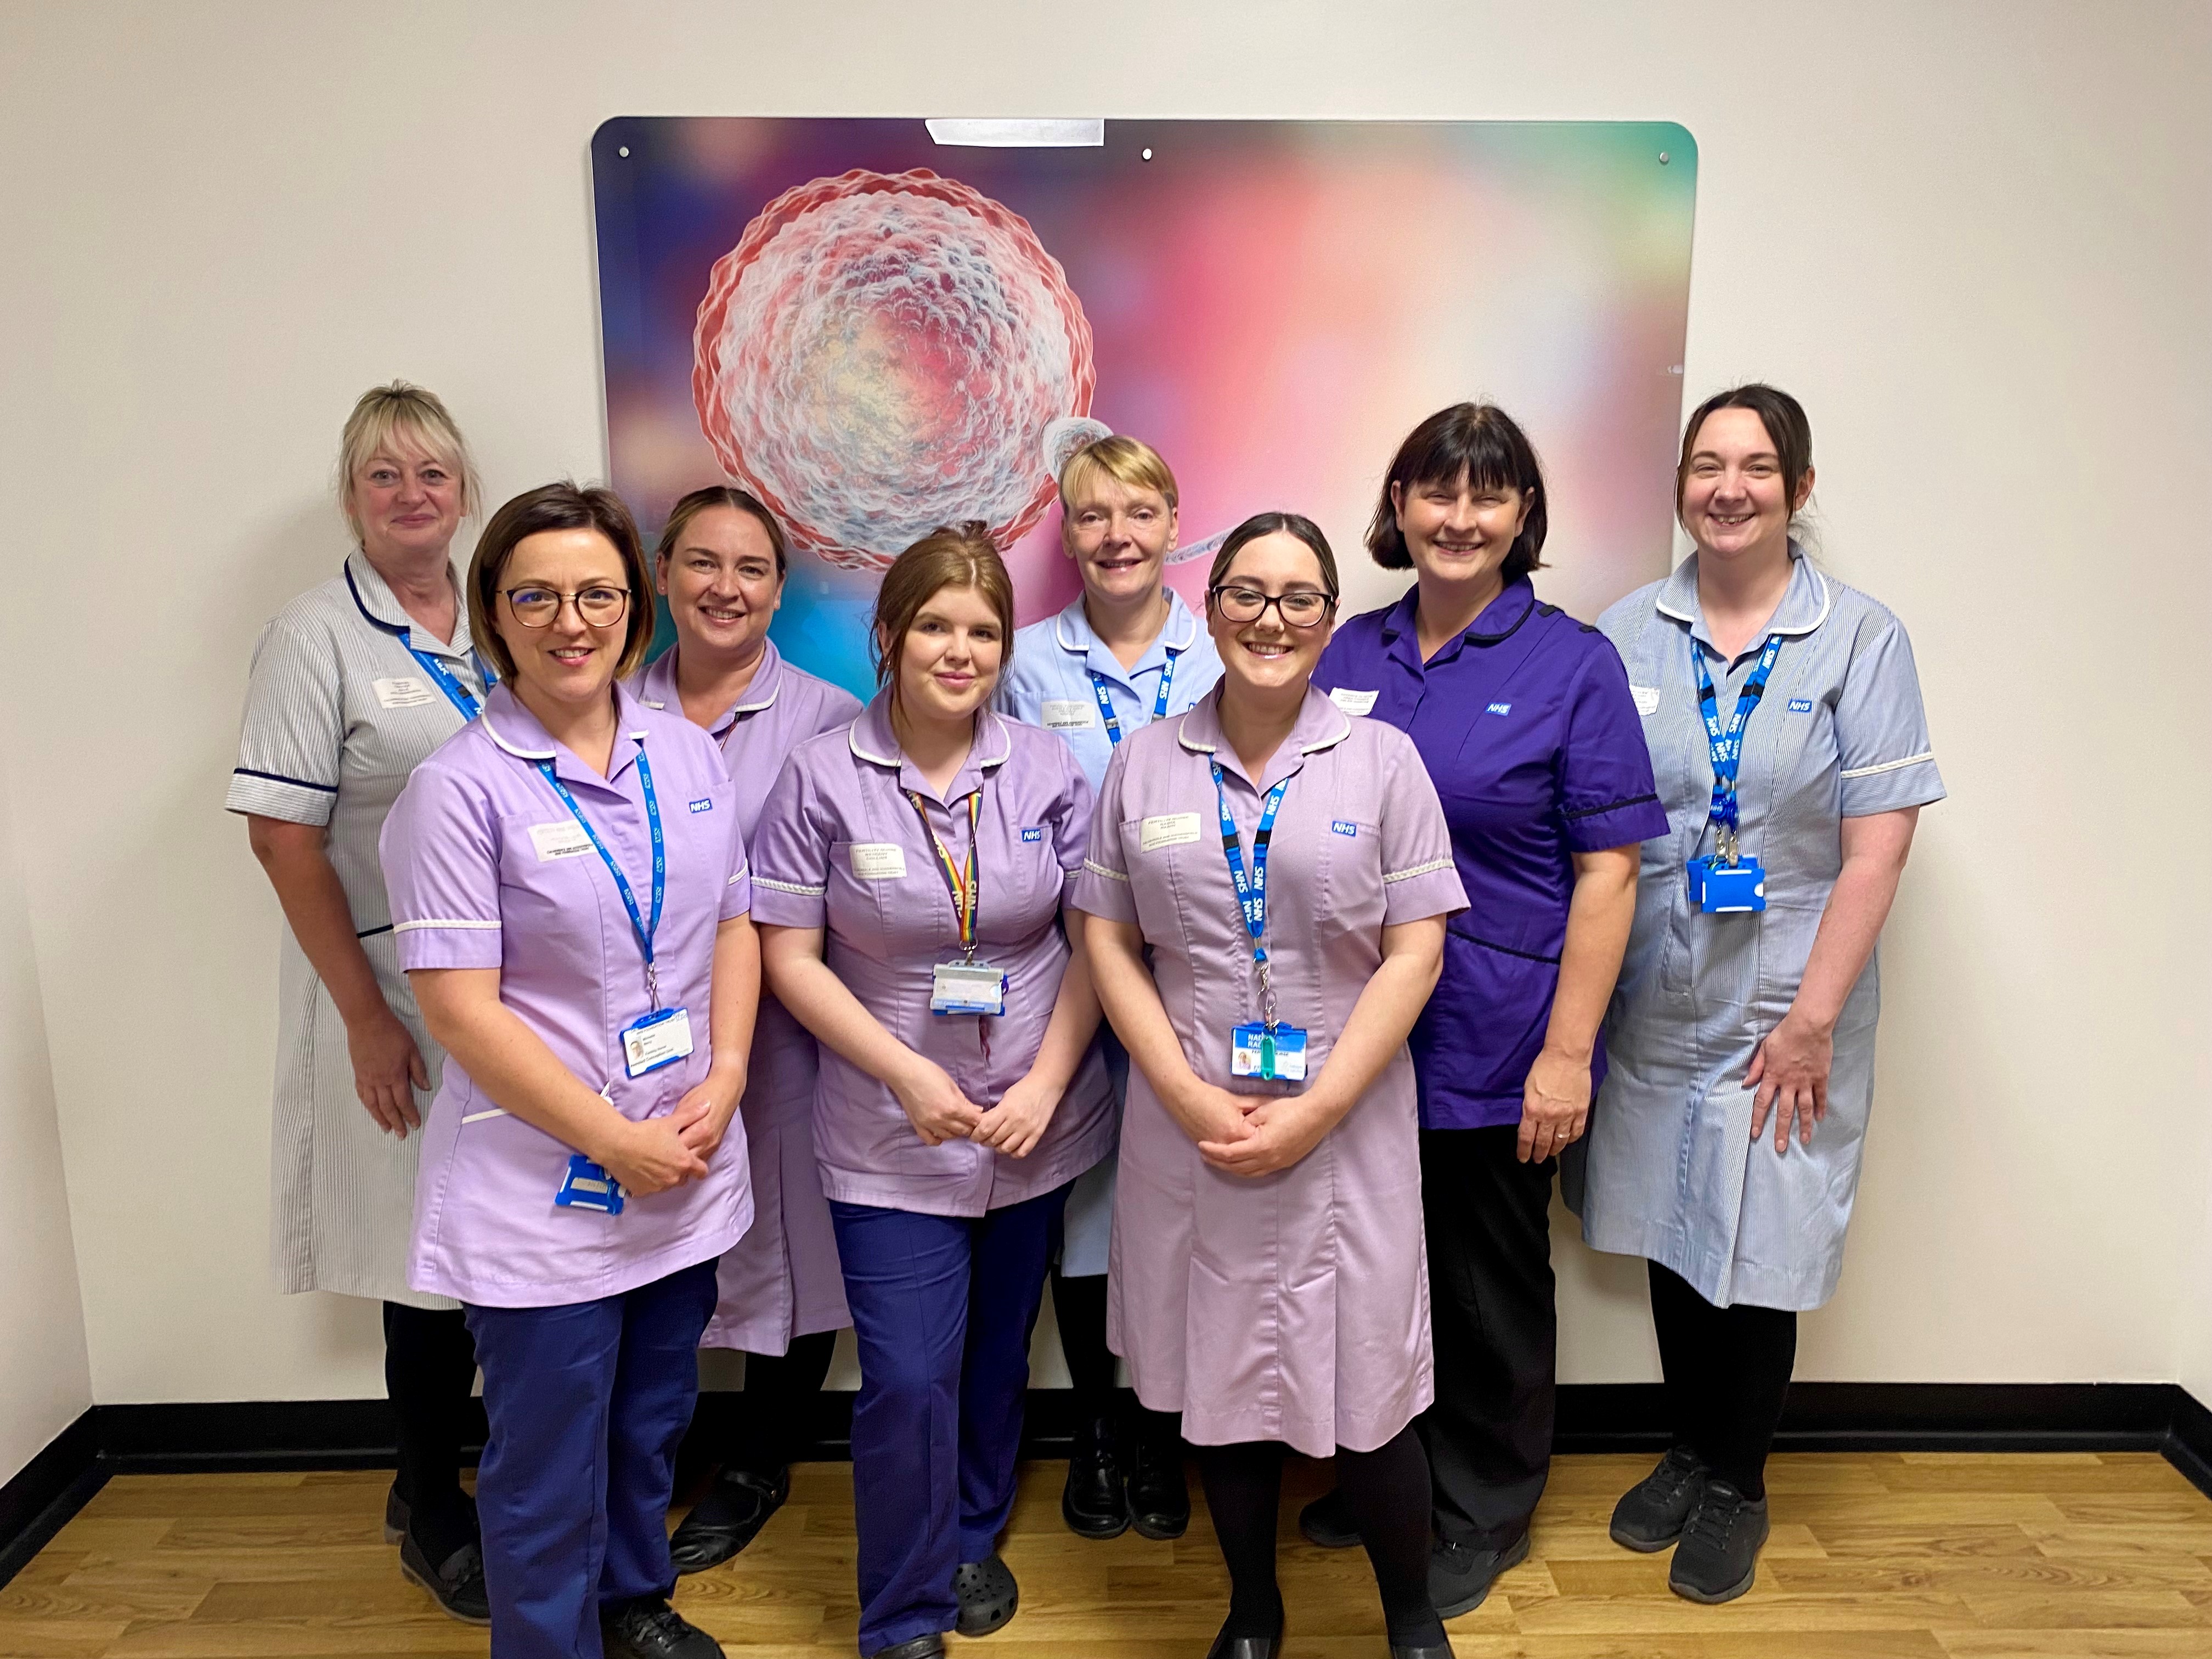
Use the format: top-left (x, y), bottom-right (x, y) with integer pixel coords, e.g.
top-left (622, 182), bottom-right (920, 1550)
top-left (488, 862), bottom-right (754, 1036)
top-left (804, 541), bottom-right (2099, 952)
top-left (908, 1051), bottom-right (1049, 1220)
top-left (1075, 513), bottom-right (1468, 1659)
top-left (749, 524), bottom-right (1113, 1659)
top-left (1582, 385), bottom-right (1942, 1603)
top-left (1305, 404), bottom-right (1669, 1618)
top-left (380, 482), bottom-right (761, 1659)
top-left (630, 487), bottom-right (862, 1571)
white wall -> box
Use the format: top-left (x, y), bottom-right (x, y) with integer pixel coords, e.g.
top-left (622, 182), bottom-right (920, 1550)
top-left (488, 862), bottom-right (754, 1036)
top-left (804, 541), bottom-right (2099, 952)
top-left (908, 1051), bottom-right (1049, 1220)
top-left (0, 0), bottom-right (2204, 1408)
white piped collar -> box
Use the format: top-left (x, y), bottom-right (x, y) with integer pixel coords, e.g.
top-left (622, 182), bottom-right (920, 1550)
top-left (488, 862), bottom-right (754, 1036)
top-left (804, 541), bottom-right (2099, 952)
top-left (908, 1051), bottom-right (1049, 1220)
top-left (1656, 543), bottom-right (1831, 645)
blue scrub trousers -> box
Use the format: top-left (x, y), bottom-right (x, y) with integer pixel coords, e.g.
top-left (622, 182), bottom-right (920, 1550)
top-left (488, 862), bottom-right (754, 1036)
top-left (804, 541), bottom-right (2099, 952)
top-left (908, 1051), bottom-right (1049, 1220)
top-left (465, 1259), bottom-right (719, 1659)
top-left (831, 1184), bottom-right (1068, 1656)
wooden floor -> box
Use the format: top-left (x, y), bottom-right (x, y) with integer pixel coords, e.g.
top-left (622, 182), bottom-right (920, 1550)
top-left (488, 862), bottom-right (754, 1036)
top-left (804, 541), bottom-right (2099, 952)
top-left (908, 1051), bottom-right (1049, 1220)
top-left (5, 1452), bottom-right (2211, 1657)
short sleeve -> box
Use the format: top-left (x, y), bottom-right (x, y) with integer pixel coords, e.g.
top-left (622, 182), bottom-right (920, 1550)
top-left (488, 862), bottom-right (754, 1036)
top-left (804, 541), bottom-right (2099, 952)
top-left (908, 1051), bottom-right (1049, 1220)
top-left (226, 615), bottom-right (343, 825)
top-left (379, 762), bottom-right (504, 969)
top-left (1069, 744), bottom-right (1137, 923)
top-left (1559, 639), bottom-right (1671, 851)
top-left (1377, 736), bottom-right (1469, 924)
top-left (748, 757), bottom-right (832, 928)
top-left (1043, 744), bottom-right (1096, 906)
top-left (1835, 616), bottom-right (1946, 817)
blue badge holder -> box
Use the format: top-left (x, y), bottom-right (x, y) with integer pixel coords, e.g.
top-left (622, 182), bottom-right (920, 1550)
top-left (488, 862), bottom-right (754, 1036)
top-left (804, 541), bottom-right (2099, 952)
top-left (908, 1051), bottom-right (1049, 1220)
top-left (1232, 1022), bottom-right (1309, 1082)
top-left (555, 1153), bottom-right (625, 1215)
top-left (1696, 857), bottom-right (1767, 914)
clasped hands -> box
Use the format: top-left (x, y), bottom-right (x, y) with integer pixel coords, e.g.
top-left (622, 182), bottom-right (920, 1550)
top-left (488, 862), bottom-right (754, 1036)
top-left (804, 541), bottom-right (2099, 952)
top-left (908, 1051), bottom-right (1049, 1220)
top-left (893, 1056), bottom-right (1062, 1160)
top-left (594, 1063), bottom-right (746, 1197)
top-left (1176, 1077), bottom-right (1331, 1179)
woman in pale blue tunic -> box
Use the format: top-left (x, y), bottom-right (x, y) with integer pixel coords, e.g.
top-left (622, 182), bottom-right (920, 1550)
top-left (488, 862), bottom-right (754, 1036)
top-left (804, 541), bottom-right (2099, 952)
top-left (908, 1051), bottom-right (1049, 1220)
top-left (1576, 385), bottom-right (1944, 1606)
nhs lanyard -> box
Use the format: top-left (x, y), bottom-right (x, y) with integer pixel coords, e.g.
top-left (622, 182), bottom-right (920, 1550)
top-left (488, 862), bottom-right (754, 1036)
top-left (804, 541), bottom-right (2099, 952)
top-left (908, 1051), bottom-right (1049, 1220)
top-left (1087, 648), bottom-right (1180, 747)
top-left (906, 789), bottom-right (983, 960)
top-left (410, 642), bottom-right (494, 721)
top-left (1212, 761), bottom-right (1293, 1026)
top-left (535, 748), bottom-right (667, 1008)
top-left (1694, 633), bottom-right (1784, 864)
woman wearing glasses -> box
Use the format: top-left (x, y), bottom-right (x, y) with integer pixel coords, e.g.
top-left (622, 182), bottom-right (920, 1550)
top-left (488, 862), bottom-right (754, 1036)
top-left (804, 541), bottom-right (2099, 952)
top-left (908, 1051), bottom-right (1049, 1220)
top-left (381, 483), bottom-right (759, 1659)
top-left (1075, 514), bottom-right (1468, 1659)
top-left (227, 382), bottom-right (492, 1621)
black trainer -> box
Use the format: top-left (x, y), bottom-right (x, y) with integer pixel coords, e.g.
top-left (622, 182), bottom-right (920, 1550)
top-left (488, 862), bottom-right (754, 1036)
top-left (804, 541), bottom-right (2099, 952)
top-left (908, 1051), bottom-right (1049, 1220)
top-left (1667, 1479), bottom-right (1769, 1604)
top-left (669, 1466), bottom-right (791, 1572)
top-left (602, 1596), bottom-right (725, 1658)
top-left (1609, 1444), bottom-right (1711, 1551)
top-left (1060, 1416), bottom-right (1130, 1539)
top-left (1427, 1531), bottom-right (1529, 1620)
top-left (952, 1552), bottom-right (1019, 1637)
top-left (1204, 1609), bottom-right (1283, 1659)
top-left (1127, 1429), bottom-right (1189, 1541)
top-left (872, 1637), bottom-right (945, 1659)
top-left (1294, 1486), bottom-right (1360, 1549)
top-left (397, 1531), bottom-right (491, 1626)
top-left (382, 1484), bottom-right (408, 1546)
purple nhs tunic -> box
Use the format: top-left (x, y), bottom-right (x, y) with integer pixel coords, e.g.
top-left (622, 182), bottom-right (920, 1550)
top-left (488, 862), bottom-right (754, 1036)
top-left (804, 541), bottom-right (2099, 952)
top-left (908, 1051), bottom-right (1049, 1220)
top-left (631, 641), bottom-right (861, 1354)
top-left (1071, 685), bottom-right (1468, 1455)
top-left (748, 692), bottom-right (1114, 1216)
top-left (378, 682), bottom-right (754, 1308)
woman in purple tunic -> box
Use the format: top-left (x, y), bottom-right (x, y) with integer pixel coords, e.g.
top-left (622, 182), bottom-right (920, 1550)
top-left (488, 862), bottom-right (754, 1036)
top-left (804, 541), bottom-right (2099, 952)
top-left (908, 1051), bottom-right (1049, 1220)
top-left (628, 487), bottom-right (862, 1572)
top-left (1306, 405), bottom-right (1668, 1615)
top-left (1074, 514), bottom-right (1468, 1659)
top-left (751, 525), bottom-right (1113, 1659)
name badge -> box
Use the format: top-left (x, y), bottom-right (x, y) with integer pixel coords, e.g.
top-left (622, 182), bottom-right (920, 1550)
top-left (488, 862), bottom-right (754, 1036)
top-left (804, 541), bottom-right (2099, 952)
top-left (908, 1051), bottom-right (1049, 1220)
top-left (555, 1153), bottom-right (625, 1215)
top-left (1631, 685), bottom-right (1662, 716)
top-left (1328, 687), bottom-right (1379, 716)
top-left (931, 960), bottom-right (1008, 1017)
top-left (374, 675), bottom-right (437, 710)
top-left (622, 1006), bottom-right (694, 1077)
top-left (1688, 856), bottom-right (1766, 914)
top-left (849, 843), bottom-right (907, 880)
top-left (1040, 699), bottom-right (1097, 731)
top-left (1231, 1022), bottom-right (1309, 1081)
top-left (529, 821), bottom-right (595, 861)
top-left (1140, 812), bottom-right (1202, 852)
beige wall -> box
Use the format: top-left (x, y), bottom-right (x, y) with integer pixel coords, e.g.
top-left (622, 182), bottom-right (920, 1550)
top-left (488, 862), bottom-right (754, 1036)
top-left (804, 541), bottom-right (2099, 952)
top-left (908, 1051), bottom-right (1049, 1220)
top-left (0, 1), bottom-right (2204, 1411)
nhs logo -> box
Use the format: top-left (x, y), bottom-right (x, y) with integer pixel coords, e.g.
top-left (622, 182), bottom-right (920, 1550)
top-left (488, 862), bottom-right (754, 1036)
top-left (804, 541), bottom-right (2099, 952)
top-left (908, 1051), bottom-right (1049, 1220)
top-left (1330, 820), bottom-right (1358, 837)
top-left (1787, 698), bottom-right (1815, 714)
top-left (1021, 827), bottom-right (1045, 843)
top-left (1486, 702), bottom-right (1512, 717)
top-left (687, 798), bottom-right (715, 814)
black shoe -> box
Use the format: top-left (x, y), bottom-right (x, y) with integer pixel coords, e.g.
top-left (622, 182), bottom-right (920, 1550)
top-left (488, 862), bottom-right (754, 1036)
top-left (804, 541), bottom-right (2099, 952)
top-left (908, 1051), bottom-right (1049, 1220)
top-left (1204, 1610), bottom-right (1283, 1659)
top-left (382, 1484), bottom-right (408, 1546)
top-left (1390, 1643), bottom-right (1457, 1659)
top-left (1609, 1444), bottom-right (1710, 1552)
top-left (872, 1638), bottom-right (946, 1659)
top-left (1061, 1416), bottom-right (1130, 1539)
top-left (952, 1551), bottom-right (1019, 1637)
top-left (1128, 1430), bottom-right (1189, 1541)
top-left (1294, 1486), bottom-right (1359, 1549)
top-left (602, 1596), bottom-right (725, 1658)
top-left (1427, 1531), bottom-right (1530, 1620)
top-left (669, 1466), bottom-right (791, 1572)
top-left (1668, 1480), bottom-right (1768, 1603)
top-left (397, 1531), bottom-right (491, 1626)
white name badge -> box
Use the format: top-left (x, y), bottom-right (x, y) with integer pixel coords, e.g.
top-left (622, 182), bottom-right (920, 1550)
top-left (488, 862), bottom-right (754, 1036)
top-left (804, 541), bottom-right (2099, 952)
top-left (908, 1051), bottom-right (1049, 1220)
top-left (1329, 687), bottom-right (1379, 716)
top-left (529, 820), bottom-right (595, 861)
top-left (622, 1006), bottom-right (695, 1078)
top-left (374, 675), bottom-right (437, 710)
top-left (1631, 685), bottom-right (1662, 716)
top-left (849, 843), bottom-right (908, 881)
top-left (1140, 812), bottom-right (1203, 852)
top-left (931, 960), bottom-right (1008, 1017)
top-left (1040, 699), bottom-right (1097, 731)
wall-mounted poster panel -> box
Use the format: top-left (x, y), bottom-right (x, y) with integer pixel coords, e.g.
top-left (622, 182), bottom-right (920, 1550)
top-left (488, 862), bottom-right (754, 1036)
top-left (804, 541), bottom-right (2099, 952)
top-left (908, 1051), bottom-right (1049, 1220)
top-left (592, 118), bottom-right (1696, 695)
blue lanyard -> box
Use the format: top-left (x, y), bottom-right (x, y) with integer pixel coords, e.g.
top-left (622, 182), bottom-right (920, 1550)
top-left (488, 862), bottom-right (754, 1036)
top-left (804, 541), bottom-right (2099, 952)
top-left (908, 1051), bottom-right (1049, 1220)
top-left (1212, 761), bottom-right (1293, 1021)
top-left (1694, 633), bottom-right (1784, 858)
top-left (535, 747), bottom-right (667, 1008)
top-left (1087, 648), bottom-right (1180, 747)
top-left (407, 641), bottom-right (494, 721)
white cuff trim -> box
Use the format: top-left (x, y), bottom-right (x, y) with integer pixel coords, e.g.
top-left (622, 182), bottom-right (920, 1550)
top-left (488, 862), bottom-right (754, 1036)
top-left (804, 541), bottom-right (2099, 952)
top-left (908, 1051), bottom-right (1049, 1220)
top-left (1840, 751), bottom-right (1935, 780)
top-left (1383, 857), bottom-right (1454, 884)
top-left (754, 876), bottom-right (827, 896)
top-left (1082, 857), bottom-right (1130, 883)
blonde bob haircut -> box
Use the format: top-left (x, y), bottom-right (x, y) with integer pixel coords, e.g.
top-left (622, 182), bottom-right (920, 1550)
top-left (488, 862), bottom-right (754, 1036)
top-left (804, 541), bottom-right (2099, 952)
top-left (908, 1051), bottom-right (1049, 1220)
top-left (871, 522), bottom-right (1016, 697)
top-left (336, 381), bottom-right (481, 538)
top-left (467, 483), bottom-right (656, 685)
top-left (1057, 433), bottom-right (1179, 513)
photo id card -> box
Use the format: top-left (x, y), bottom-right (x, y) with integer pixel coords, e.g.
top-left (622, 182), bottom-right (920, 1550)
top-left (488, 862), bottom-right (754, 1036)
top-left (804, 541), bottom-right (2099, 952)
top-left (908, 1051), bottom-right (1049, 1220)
top-left (1231, 1022), bottom-right (1309, 1082)
top-left (555, 1153), bottom-right (625, 1215)
top-left (930, 960), bottom-right (1008, 1017)
top-left (621, 1006), bottom-right (694, 1078)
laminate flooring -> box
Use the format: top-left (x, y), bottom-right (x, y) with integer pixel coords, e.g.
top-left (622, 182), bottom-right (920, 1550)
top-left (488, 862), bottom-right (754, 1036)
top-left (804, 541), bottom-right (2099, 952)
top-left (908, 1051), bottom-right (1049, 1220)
top-left (5, 1452), bottom-right (2210, 1657)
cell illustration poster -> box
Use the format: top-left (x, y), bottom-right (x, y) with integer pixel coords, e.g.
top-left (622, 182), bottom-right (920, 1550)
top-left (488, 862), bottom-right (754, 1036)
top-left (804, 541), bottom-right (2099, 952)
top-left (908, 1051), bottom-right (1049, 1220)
top-left (592, 118), bottom-right (1697, 695)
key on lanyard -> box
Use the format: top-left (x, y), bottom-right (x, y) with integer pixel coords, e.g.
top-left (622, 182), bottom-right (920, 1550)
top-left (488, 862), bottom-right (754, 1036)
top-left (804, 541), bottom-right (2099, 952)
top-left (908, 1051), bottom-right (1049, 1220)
top-left (536, 748), bottom-right (667, 1007)
top-left (1087, 647), bottom-right (1180, 748)
top-left (1695, 634), bottom-right (1784, 865)
top-left (906, 788), bottom-right (983, 960)
top-left (1212, 760), bottom-right (1293, 1026)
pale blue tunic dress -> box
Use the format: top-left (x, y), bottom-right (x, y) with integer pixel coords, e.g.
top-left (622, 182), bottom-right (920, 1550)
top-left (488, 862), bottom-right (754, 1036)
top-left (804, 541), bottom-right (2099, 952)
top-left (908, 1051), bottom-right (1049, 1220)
top-left (1572, 547), bottom-right (1945, 1310)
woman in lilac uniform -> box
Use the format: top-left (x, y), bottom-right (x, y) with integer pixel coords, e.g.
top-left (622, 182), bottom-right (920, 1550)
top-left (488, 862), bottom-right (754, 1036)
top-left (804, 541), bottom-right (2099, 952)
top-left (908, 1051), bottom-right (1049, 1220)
top-left (381, 483), bottom-right (758, 1659)
top-left (632, 487), bottom-right (862, 1572)
top-left (1305, 405), bottom-right (1668, 1615)
top-left (1074, 514), bottom-right (1468, 1659)
top-left (751, 525), bottom-right (1113, 1659)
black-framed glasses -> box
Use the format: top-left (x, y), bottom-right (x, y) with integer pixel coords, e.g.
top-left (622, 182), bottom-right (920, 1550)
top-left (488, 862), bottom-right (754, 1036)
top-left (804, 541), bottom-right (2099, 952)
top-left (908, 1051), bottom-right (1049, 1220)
top-left (1209, 584), bottom-right (1336, 628)
top-left (500, 584), bottom-right (631, 628)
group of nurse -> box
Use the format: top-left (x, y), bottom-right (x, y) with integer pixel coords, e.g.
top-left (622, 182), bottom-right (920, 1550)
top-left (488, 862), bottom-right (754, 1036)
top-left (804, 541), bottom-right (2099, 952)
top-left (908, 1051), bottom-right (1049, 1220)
top-left (231, 374), bottom-right (1942, 1659)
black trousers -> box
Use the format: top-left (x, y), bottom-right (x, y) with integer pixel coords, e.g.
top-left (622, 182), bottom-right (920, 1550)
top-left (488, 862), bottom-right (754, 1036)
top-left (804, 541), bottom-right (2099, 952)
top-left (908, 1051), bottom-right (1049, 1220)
top-left (1417, 1124), bottom-right (1556, 1551)
top-left (1647, 1261), bottom-right (1797, 1499)
top-left (382, 1301), bottom-right (479, 1560)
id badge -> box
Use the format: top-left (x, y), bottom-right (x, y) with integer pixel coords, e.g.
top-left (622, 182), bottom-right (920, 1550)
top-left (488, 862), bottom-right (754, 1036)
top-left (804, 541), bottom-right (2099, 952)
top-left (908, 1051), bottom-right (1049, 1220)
top-left (1685, 856), bottom-right (1709, 906)
top-left (621, 1006), bottom-right (694, 1078)
top-left (1231, 1022), bottom-right (1309, 1082)
top-left (555, 1153), bottom-right (625, 1215)
top-left (1697, 857), bottom-right (1767, 914)
top-left (930, 961), bottom-right (1008, 1017)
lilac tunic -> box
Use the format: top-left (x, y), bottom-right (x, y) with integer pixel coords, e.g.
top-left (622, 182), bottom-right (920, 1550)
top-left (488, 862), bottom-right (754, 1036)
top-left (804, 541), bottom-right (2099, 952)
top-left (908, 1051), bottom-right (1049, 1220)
top-left (1071, 685), bottom-right (1468, 1455)
top-left (749, 692), bottom-right (1114, 1217)
top-left (379, 682), bottom-right (754, 1308)
top-left (632, 642), bottom-right (861, 1353)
